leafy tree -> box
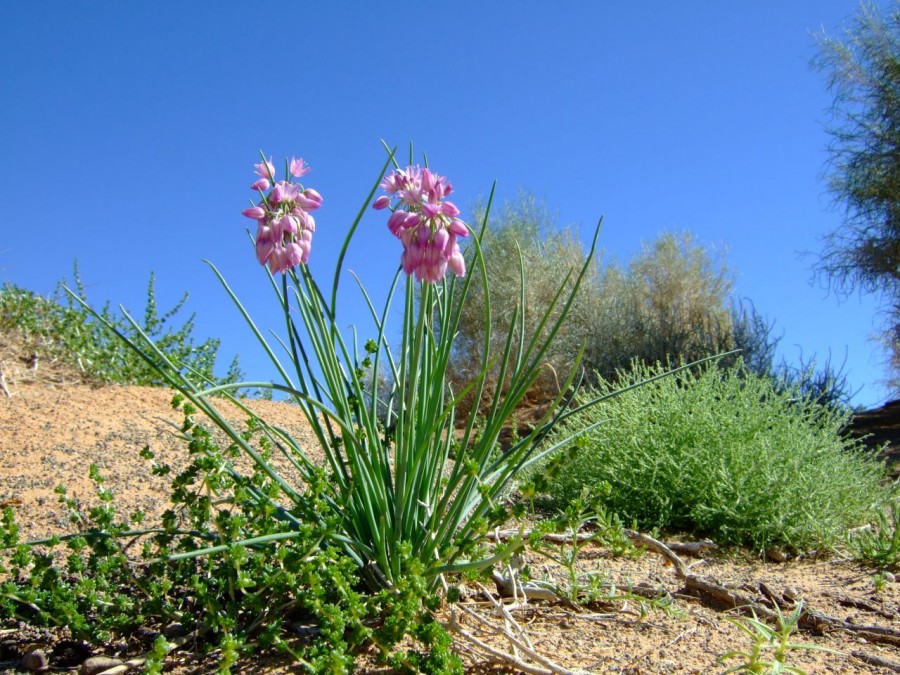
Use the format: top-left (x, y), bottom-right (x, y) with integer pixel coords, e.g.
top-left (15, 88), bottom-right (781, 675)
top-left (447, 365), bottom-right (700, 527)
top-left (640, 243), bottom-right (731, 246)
top-left (814, 2), bottom-right (900, 384)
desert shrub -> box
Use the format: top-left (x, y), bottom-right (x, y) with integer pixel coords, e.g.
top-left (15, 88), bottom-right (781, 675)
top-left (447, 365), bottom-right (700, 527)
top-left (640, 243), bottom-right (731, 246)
top-left (587, 231), bottom-right (737, 382)
top-left (0, 263), bottom-right (241, 388)
top-left (530, 359), bottom-right (889, 552)
top-left (450, 193), bottom-right (600, 413)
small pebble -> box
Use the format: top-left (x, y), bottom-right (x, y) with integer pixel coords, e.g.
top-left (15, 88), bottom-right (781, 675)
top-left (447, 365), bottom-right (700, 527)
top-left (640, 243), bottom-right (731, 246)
top-left (163, 621), bottom-right (186, 638)
top-left (883, 571), bottom-right (896, 583)
top-left (19, 648), bottom-right (48, 672)
top-left (765, 547), bottom-right (787, 562)
top-left (81, 655), bottom-right (124, 675)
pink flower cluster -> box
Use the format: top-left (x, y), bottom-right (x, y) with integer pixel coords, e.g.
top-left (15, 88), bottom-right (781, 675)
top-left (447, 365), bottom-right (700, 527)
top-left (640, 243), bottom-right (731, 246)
top-left (373, 166), bottom-right (468, 283)
top-left (242, 156), bottom-right (322, 274)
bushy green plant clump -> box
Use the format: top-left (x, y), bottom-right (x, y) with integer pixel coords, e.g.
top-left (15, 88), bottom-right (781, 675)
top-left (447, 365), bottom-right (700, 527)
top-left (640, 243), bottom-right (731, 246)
top-left (0, 398), bottom-right (460, 672)
top-left (530, 360), bottom-right (890, 553)
top-left (0, 264), bottom-right (241, 388)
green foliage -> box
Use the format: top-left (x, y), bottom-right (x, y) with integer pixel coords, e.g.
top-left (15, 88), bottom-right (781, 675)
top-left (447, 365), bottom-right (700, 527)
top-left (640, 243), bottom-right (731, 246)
top-left (449, 207), bottom-right (775, 400)
top-left (847, 497), bottom-right (900, 568)
top-left (0, 401), bottom-right (455, 671)
top-left (0, 262), bottom-right (241, 388)
top-left (813, 2), bottom-right (900, 387)
top-left (530, 360), bottom-right (889, 552)
top-left (718, 603), bottom-right (839, 674)
top-left (522, 487), bottom-right (637, 602)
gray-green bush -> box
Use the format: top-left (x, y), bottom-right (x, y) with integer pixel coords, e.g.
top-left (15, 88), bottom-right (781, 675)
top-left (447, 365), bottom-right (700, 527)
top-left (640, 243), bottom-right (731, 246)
top-left (530, 360), bottom-right (890, 553)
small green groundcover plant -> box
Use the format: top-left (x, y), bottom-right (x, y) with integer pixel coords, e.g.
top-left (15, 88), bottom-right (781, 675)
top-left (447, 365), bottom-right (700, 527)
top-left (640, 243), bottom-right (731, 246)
top-left (1, 144), bottom-right (626, 671)
top-left (529, 360), bottom-right (891, 553)
top-left (718, 602), bottom-right (839, 674)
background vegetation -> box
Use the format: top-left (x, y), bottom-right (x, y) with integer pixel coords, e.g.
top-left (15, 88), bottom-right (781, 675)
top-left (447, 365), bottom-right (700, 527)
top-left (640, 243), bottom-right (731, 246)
top-left (527, 360), bottom-right (890, 553)
top-left (814, 1), bottom-right (900, 391)
top-left (0, 264), bottom-right (241, 389)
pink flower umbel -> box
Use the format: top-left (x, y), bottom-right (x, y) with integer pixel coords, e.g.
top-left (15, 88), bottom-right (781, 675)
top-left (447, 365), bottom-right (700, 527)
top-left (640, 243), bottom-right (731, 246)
top-left (373, 166), bottom-right (469, 283)
top-left (242, 153), bottom-right (322, 274)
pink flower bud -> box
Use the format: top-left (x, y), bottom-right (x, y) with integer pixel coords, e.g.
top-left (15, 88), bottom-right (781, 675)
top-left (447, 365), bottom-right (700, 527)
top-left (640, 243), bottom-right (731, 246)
top-left (296, 188), bottom-right (322, 211)
top-left (448, 248), bottom-right (466, 277)
top-left (251, 178), bottom-right (270, 192)
top-left (441, 201), bottom-right (460, 218)
top-left (242, 206), bottom-right (266, 220)
top-left (281, 214), bottom-right (299, 235)
top-left (285, 241), bottom-right (304, 268)
top-left (373, 195), bottom-right (392, 210)
top-left (256, 226), bottom-right (275, 265)
top-left (387, 210), bottom-right (410, 236)
top-left (448, 219), bottom-right (468, 237)
top-left (422, 202), bottom-right (442, 219)
top-left (432, 227), bottom-right (449, 250)
top-left (268, 246), bottom-right (289, 274)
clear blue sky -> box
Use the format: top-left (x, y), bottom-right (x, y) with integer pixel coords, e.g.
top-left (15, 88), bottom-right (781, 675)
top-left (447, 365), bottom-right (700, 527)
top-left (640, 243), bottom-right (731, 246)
top-left (1, 2), bottom-right (894, 408)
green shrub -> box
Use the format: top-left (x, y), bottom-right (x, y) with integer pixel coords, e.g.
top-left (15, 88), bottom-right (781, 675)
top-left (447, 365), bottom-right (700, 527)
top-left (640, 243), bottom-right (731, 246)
top-left (0, 264), bottom-right (241, 388)
top-left (530, 360), bottom-right (890, 553)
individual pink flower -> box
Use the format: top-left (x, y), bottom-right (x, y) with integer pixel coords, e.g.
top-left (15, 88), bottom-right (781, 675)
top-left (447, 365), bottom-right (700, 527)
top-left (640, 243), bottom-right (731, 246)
top-left (290, 157), bottom-right (311, 178)
top-left (254, 157), bottom-right (275, 181)
top-left (373, 165), bottom-right (469, 283)
top-left (242, 153), bottom-right (321, 274)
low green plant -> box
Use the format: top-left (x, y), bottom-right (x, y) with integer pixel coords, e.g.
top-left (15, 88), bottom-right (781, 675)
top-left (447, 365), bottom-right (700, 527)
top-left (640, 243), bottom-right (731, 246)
top-left (0, 264), bottom-right (241, 388)
top-left (718, 602), bottom-right (839, 674)
top-left (0, 398), bottom-right (458, 672)
top-left (847, 497), bottom-right (900, 568)
top-left (530, 359), bottom-right (889, 553)
top-left (522, 486), bottom-right (635, 602)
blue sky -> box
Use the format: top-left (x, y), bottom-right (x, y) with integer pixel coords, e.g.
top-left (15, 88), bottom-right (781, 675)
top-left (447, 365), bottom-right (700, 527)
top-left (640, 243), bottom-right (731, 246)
top-left (1, 2), bottom-right (894, 408)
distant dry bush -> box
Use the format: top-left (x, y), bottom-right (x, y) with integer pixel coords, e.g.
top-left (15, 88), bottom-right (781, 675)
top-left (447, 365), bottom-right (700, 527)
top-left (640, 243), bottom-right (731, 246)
top-left (448, 198), bottom-right (752, 420)
top-left (587, 231), bottom-right (737, 381)
top-left (449, 194), bottom-right (600, 419)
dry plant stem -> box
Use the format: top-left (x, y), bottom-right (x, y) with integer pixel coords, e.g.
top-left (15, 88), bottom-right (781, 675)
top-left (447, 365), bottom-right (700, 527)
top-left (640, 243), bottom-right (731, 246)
top-left (624, 528), bottom-right (900, 649)
top-left (492, 569), bottom-right (562, 603)
top-left (488, 528), bottom-right (716, 555)
top-left (448, 599), bottom-right (592, 675)
top-left (830, 592), bottom-right (896, 619)
top-left (0, 363), bottom-right (10, 397)
top-left (623, 529), bottom-right (690, 577)
top-left (92, 632), bottom-right (196, 675)
top-left (851, 650), bottom-right (900, 672)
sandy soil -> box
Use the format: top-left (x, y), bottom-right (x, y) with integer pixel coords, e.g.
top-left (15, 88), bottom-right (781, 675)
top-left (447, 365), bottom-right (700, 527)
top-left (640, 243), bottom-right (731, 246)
top-left (1, 346), bottom-right (900, 673)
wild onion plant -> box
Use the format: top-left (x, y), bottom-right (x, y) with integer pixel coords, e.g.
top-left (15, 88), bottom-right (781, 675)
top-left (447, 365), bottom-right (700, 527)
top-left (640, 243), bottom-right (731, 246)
top-left (70, 146), bottom-right (613, 593)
